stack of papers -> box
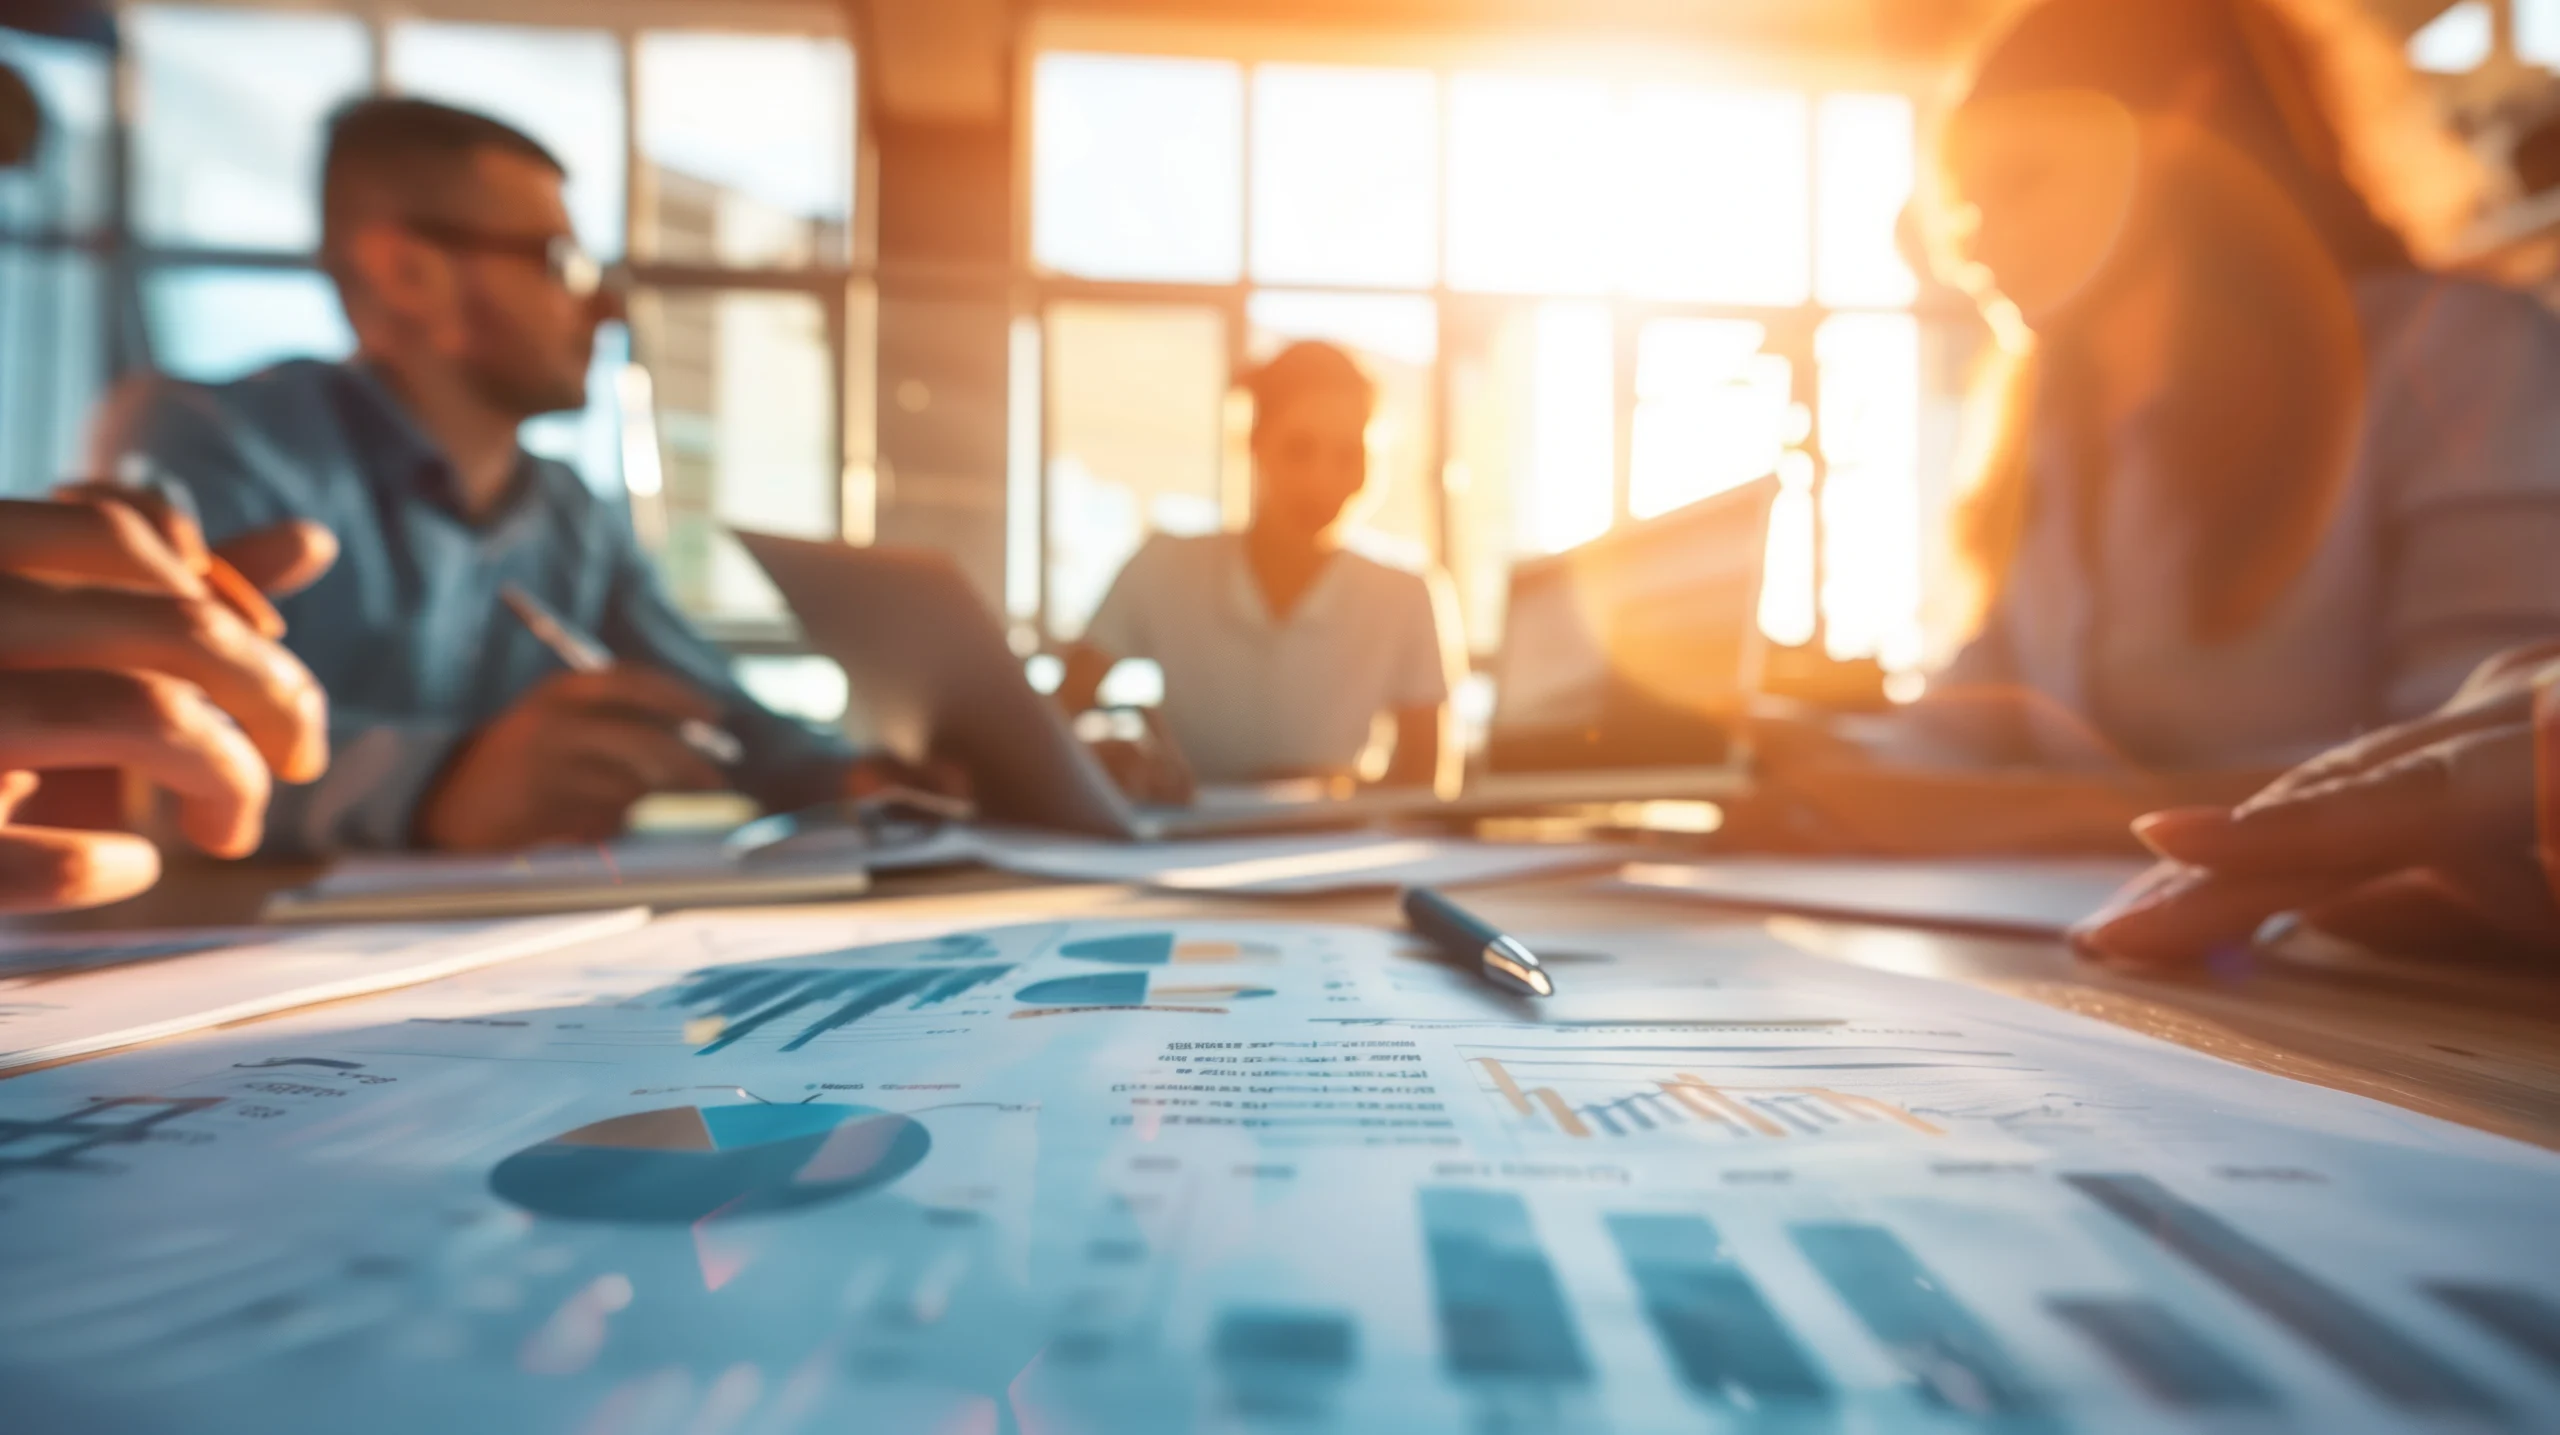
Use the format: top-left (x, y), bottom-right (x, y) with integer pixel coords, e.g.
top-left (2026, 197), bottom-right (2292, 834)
top-left (0, 909), bottom-right (2551, 1431)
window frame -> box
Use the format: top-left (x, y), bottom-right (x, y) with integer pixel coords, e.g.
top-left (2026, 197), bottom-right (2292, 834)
top-left (75, 0), bottom-right (874, 646)
top-left (1013, 28), bottom-right (1977, 667)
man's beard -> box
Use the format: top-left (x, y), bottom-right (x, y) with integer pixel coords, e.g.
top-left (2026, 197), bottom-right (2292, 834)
top-left (467, 352), bottom-right (589, 419)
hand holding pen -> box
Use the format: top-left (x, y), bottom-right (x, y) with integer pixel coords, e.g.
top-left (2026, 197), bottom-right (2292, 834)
top-left (409, 587), bottom-right (739, 851)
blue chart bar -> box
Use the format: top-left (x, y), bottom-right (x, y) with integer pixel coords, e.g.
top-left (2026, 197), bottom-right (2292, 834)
top-left (1605, 1213), bottom-right (1830, 1406)
top-left (2065, 1174), bottom-right (2501, 1413)
top-left (2046, 1296), bottom-right (2277, 1409)
top-left (672, 965), bottom-right (1012, 1053)
top-left (2425, 1282), bottom-right (2560, 1375)
top-left (1215, 1306), bottom-right (1359, 1419)
top-left (1418, 1188), bottom-right (1591, 1383)
top-left (1214, 1307), bottom-right (1359, 1368)
top-left (1792, 1222), bottom-right (2049, 1419)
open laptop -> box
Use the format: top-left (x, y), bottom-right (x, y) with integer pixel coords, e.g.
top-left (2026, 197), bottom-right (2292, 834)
top-left (1464, 473), bottom-right (1779, 806)
top-left (739, 530), bottom-right (1399, 840)
top-left (739, 469), bottom-right (1774, 838)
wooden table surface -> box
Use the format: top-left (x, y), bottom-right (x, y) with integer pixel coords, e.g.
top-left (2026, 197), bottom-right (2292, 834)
top-left (14, 853), bottom-right (2560, 1151)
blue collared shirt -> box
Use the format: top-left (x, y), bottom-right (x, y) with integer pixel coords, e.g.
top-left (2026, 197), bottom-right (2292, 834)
top-left (114, 358), bottom-right (854, 855)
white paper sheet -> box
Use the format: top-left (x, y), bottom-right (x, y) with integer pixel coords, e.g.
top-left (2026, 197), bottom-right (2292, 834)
top-left (0, 911), bottom-right (2553, 1433)
top-left (262, 837), bottom-right (887, 922)
top-left (980, 830), bottom-right (1633, 894)
top-left (0, 908), bottom-right (648, 1072)
top-left (1613, 855), bottom-right (2155, 936)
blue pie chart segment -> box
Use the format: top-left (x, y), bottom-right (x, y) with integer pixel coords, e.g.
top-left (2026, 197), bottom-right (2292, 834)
top-left (1019, 972), bottom-right (1149, 1005)
top-left (1059, 933), bottom-right (1178, 966)
top-left (490, 1103), bottom-right (928, 1223)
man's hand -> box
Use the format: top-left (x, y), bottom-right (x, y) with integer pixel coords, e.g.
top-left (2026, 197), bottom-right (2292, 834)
top-left (0, 494), bottom-right (334, 913)
top-left (2075, 647), bottom-right (2560, 968)
top-left (417, 668), bottom-right (730, 852)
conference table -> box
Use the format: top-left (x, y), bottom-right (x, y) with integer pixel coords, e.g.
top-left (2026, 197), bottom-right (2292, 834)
top-left (14, 853), bottom-right (2560, 1151)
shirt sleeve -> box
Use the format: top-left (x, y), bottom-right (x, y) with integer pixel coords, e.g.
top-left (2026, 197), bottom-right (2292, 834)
top-left (1079, 537), bottom-right (1164, 660)
top-left (596, 523), bottom-right (857, 814)
top-left (2375, 280), bottom-right (2560, 722)
top-left (1386, 566), bottom-right (1464, 711)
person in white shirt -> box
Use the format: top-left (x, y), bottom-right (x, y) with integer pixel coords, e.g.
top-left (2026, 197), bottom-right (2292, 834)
top-left (1058, 342), bottom-right (1465, 794)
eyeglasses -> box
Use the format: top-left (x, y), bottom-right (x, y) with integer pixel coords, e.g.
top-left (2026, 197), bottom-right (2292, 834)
top-left (401, 218), bottom-right (622, 299)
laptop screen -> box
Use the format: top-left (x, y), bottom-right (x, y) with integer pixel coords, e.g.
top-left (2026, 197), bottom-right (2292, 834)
top-left (1486, 474), bottom-right (1777, 769)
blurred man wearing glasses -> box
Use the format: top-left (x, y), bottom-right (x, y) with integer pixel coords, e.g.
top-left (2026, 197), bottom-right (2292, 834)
top-left (100, 98), bottom-right (866, 854)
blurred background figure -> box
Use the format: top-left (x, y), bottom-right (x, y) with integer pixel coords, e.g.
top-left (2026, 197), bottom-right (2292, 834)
top-left (1057, 341), bottom-right (1465, 794)
top-left (1738, 0), bottom-right (2560, 855)
top-left (2076, 640), bottom-right (2560, 967)
top-left (13, 0), bottom-right (2560, 858)
top-left (94, 98), bottom-right (873, 855)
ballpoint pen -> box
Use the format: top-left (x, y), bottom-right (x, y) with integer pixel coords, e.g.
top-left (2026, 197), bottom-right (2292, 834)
top-left (1400, 886), bottom-right (1555, 997)
top-left (498, 582), bottom-right (746, 767)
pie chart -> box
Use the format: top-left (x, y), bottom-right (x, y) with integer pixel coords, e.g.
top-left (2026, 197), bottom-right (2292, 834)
top-left (490, 1103), bottom-right (929, 1224)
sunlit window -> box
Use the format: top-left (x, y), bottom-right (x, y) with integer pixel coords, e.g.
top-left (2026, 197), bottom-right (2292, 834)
top-left (1629, 319), bottom-right (1793, 520)
top-left (1817, 313), bottom-right (1922, 666)
top-left (1022, 52), bottom-right (1936, 674)
top-left (387, 22), bottom-right (627, 258)
top-left (1816, 93), bottom-right (1918, 308)
top-left (1620, 86), bottom-right (1810, 304)
top-left (1523, 302), bottom-right (1616, 554)
top-left (128, 5), bottom-right (369, 250)
top-left (1446, 74), bottom-right (1620, 294)
top-left (628, 290), bottom-right (836, 620)
top-left (1033, 54), bottom-right (1244, 282)
top-left (2410, 1), bottom-right (2494, 73)
top-left (635, 33), bottom-right (855, 268)
top-left (1251, 65), bottom-right (1438, 288)
top-left (144, 267), bottom-right (354, 382)
top-left (1043, 303), bottom-right (1229, 637)
top-left (2520, 0), bottom-right (2560, 66)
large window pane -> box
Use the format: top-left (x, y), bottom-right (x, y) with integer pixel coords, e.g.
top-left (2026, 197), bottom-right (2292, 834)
top-left (1816, 92), bottom-right (1918, 307)
top-left (1250, 65), bottom-right (1436, 287)
top-left (1446, 75), bottom-right (1617, 294)
top-left (128, 6), bottom-right (369, 249)
top-left (1032, 54), bottom-right (1242, 283)
top-left (1630, 318), bottom-right (1792, 520)
top-left (1817, 312), bottom-right (1922, 666)
top-left (629, 289), bottom-right (836, 622)
top-left (1044, 303), bottom-right (1226, 638)
top-left (0, 28), bottom-right (111, 232)
top-left (636, 32), bottom-right (854, 268)
top-left (519, 321), bottom-right (628, 500)
top-left (1622, 86), bottom-right (1808, 303)
top-left (1246, 291), bottom-right (1440, 571)
top-left (2410, 2), bottom-right (2493, 72)
top-left (388, 22), bottom-right (626, 259)
top-left (0, 253), bottom-right (102, 494)
top-left (145, 267), bottom-right (353, 382)
top-left (1443, 301), bottom-right (1612, 651)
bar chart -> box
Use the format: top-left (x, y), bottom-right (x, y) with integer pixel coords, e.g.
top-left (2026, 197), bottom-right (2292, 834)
top-left (1390, 1171), bottom-right (2558, 1427)
top-left (1468, 1053), bottom-right (1944, 1142)
top-left (668, 963), bottom-right (1013, 1053)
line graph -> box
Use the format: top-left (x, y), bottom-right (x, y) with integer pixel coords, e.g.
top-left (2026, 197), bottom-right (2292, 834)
top-left (1468, 1055), bottom-right (1945, 1142)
